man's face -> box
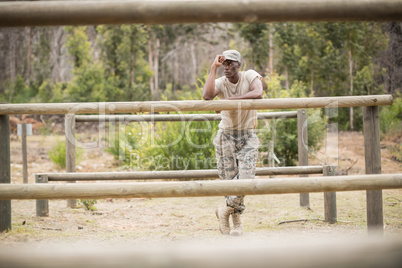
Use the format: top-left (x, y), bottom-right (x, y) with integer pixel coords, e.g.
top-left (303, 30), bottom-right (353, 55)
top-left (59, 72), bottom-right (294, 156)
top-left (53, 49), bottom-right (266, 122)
top-left (222, 60), bottom-right (240, 79)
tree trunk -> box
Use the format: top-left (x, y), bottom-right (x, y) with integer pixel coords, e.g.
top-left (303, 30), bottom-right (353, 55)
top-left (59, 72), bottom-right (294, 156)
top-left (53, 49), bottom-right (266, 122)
top-left (268, 23), bottom-right (274, 74)
top-left (349, 47), bottom-right (354, 130)
top-left (147, 26), bottom-right (155, 98)
top-left (190, 41), bottom-right (197, 84)
top-left (7, 28), bottom-right (17, 102)
top-left (285, 66), bottom-right (289, 90)
top-left (130, 36), bottom-right (135, 87)
top-left (50, 27), bottom-right (65, 83)
top-left (310, 69), bottom-right (314, 95)
top-left (154, 37), bottom-right (159, 94)
top-left (26, 27), bottom-right (33, 83)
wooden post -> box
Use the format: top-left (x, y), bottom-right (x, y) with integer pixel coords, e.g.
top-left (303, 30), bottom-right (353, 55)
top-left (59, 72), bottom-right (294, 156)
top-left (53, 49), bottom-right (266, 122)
top-left (0, 115), bottom-right (11, 232)
top-left (297, 109), bottom-right (309, 208)
top-left (323, 165), bottom-right (337, 224)
top-left (268, 141), bottom-right (275, 178)
top-left (363, 106), bottom-right (383, 235)
top-left (35, 174), bottom-right (49, 217)
top-left (21, 123), bottom-right (28, 184)
top-left (65, 114), bottom-right (76, 208)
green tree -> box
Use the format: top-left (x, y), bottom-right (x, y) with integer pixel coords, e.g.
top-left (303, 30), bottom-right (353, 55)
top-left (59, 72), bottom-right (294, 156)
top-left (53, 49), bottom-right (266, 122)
top-left (63, 26), bottom-right (117, 102)
top-left (97, 25), bottom-right (152, 101)
top-left (233, 23), bottom-right (271, 72)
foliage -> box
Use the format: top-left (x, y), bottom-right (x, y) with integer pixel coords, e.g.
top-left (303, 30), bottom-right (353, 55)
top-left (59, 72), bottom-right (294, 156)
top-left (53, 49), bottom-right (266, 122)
top-left (233, 23), bottom-right (271, 71)
top-left (48, 140), bottom-right (83, 169)
top-left (258, 73), bottom-right (325, 166)
top-left (380, 96), bottom-right (402, 135)
top-left (97, 25), bottom-right (152, 101)
top-left (121, 119), bottom-right (218, 171)
top-left (1, 75), bottom-right (34, 103)
top-left (107, 73), bottom-right (219, 170)
top-left (0, 22), bottom-right (391, 133)
top-left (79, 199), bottom-right (98, 211)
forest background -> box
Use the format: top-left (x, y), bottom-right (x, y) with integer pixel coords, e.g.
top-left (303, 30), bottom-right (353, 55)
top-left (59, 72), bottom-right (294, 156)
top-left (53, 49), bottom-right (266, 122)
top-left (1, 22), bottom-right (401, 169)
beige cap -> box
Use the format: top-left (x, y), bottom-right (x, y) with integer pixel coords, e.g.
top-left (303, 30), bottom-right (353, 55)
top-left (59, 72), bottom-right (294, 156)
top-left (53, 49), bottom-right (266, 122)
top-left (223, 50), bottom-right (241, 62)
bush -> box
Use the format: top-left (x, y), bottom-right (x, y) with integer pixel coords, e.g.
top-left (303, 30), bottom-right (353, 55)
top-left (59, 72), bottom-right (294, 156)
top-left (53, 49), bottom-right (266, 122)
top-left (79, 199), bottom-right (97, 211)
top-left (380, 96), bottom-right (402, 136)
top-left (108, 115), bottom-right (219, 171)
top-left (48, 140), bottom-right (83, 169)
top-left (106, 74), bottom-right (220, 171)
top-left (258, 73), bottom-right (325, 166)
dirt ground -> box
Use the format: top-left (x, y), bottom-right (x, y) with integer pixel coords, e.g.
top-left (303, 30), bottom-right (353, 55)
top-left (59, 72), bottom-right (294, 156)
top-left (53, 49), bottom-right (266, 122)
top-left (2, 130), bottom-right (401, 247)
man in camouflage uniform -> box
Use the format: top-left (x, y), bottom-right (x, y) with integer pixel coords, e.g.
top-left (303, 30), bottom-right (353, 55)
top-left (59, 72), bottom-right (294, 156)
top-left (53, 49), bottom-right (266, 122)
top-left (202, 50), bottom-right (263, 236)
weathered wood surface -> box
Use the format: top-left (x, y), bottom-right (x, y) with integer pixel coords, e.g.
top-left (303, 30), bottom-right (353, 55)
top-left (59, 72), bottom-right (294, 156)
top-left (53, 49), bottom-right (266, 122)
top-left (21, 123), bottom-right (28, 184)
top-left (0, 115), bottom-right (11, 232)
top-left (35, 175), bottom-right (49, 217)
top-left (1, 173), bottom-right (401, 200)
top-left (1, 0), bottom-right (402, 27)
top-left (65, 114), bottom-right (77, 208)
top-left (39, 166), bottom-right (324, 181)
top-left (0, 238), bottom-right (401, 268)
top-left (75, 111), bottom-right (298, 122)
top-left (0, 95), bottom-right (393, 115)
top-left (323, 165), bottom-right (337, 224)
top-left (298, 109), bottom-right (309, 207)
top-left (363, 106), bottom-right (383, 235)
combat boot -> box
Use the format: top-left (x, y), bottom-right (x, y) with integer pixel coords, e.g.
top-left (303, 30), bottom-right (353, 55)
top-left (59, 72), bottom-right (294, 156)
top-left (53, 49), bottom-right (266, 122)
top-left (215, 206), bottom-right (234, 235)
top-left (230, 213), bottom-right (243, 236)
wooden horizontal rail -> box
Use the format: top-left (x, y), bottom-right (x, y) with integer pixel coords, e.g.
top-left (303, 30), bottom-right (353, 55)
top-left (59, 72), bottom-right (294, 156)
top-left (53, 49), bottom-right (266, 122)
top-left (39, 166), bottom-right (324, 181)
top-left (0, 239), bottom-right (401, 268)
top-left (1, 0), bottom-right (402, 27)
top-left (0, 95), bottom-right (392, 115)
top-left (75, 111), bottom-right (298, 122)
top-left (1, 173), bottom-right (401, 200)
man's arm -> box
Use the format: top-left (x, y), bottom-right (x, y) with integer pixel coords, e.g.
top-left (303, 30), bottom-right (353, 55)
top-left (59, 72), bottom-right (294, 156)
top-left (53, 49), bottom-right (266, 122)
top-left (226, 77), bottom-right (263, 100)
top-left (202, 55), bottom-right (224, 100)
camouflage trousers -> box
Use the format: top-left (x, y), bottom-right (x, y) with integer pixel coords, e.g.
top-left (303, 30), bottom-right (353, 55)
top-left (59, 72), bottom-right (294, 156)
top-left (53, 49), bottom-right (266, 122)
top-left (213, 129), bottom-right (260, 214)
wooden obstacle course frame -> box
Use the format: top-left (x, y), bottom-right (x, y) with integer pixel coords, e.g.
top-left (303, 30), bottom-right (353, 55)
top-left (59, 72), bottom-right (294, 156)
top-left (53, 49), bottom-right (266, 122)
top-left (33, 165), bottom-right (333, 219)
top-left (72, 110), bottom-right (305, 206)
top-left (0, 95), bottom-right (394, 234)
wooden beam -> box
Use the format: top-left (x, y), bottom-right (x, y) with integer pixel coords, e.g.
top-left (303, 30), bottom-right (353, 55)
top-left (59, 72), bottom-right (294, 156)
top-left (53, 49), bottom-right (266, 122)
top-left (1, 0), bottom-right (402, 27)
top-left (74, 111), bottom-right (298, 122)
top-left (35, 174), bottom-right (49, 217)
top-left (1, 173), bottom-right (401, 200)
top-left (323, 165), bottom-right (337, 224)
top-left (65, 114), bottom-right (77, 208)
top-left (298, 109), bottom-right (309, 208)
top-left (0, 95), bottom-right (393, 115)
top-left (40, 166), bottom-right (324, 181)
top-left (0, 115), bottom-right (11, 232)
top-left (21, 123), bottom-right (28, 184)
top-left (0, 239), bottom-right (401, 268)
top-left (363, 106), bottom-right (383, 235)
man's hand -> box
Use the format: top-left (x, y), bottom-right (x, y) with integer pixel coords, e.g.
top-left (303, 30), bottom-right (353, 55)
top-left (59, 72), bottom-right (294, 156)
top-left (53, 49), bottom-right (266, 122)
top-left (212, 55), bottom-right (225, 69)
top-left (203, 55), bottom-right (224, 100)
